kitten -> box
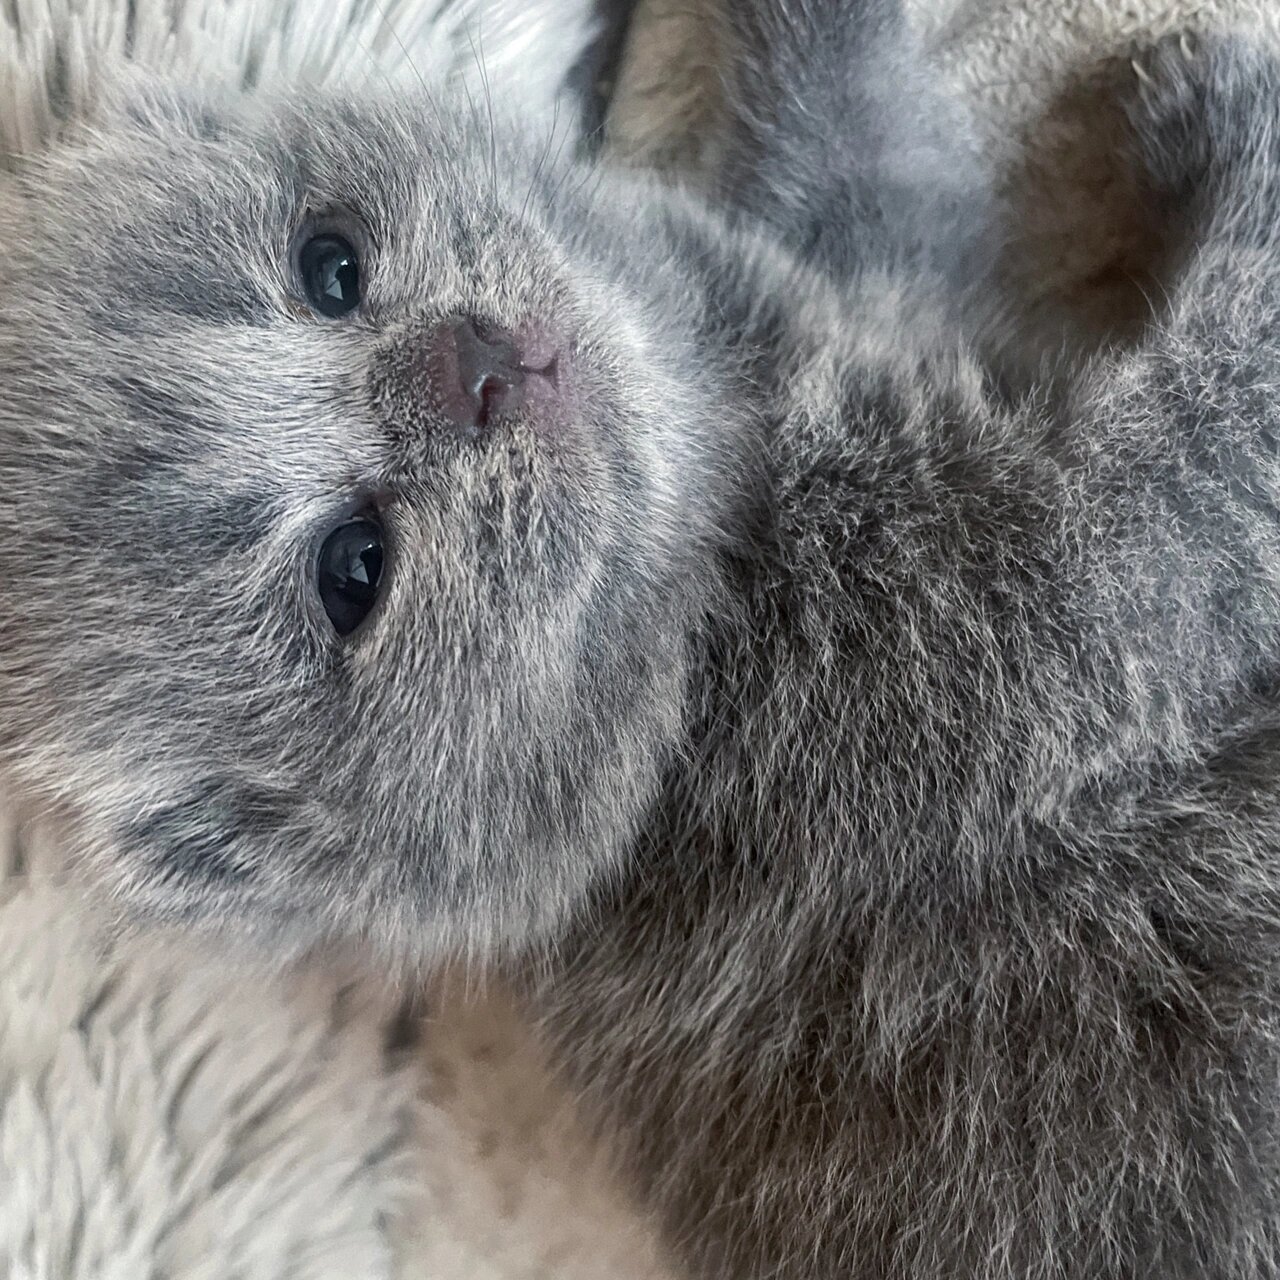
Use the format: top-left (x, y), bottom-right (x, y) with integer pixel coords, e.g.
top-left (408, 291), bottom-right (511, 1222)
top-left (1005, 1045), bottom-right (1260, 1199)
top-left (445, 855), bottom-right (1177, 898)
top-left (3, 0), bottom-right (1280, 1275)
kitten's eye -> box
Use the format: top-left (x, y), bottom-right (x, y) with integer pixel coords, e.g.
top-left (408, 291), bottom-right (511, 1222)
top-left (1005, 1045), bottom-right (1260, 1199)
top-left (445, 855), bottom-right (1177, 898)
top-left (317, 517), bottom-right (384, 637)
top-left (299, 234), bottom-right (361, 318)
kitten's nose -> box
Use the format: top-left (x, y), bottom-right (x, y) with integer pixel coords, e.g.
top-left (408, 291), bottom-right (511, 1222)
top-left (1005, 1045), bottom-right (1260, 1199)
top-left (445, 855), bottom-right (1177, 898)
top-left (430, 317), bottom-right (529, 435)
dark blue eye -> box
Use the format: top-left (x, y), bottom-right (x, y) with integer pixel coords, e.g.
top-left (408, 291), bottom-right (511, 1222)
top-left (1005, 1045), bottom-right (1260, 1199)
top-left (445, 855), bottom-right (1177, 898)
top-left (299, 234), bottom-right (361, 317)
top-left (317, 518), bottom-right (384, 637)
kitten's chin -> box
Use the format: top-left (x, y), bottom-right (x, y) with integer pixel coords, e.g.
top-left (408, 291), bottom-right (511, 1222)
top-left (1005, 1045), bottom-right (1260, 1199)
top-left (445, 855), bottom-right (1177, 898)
top-left (71, 812), bottom-right (603, 972)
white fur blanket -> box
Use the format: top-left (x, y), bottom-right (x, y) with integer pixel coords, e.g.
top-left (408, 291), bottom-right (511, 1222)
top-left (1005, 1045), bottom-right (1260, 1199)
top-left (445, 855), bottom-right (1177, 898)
top-left (1, 1), bottom-right (1275, 1276)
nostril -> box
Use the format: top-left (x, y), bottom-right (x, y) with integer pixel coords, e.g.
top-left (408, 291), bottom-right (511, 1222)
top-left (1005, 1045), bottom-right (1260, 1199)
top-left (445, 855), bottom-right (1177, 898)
top-left (455, 317), bottom-right (522, 380)
top-left (527, 353), bottom-right (559, 387)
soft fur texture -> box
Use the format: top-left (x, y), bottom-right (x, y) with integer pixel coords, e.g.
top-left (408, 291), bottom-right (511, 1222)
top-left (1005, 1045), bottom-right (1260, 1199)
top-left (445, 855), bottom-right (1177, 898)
top-left (0, 0), bottom-right (607, 160)
top-left (0, 2), bottom-right (668, 1276)
top-left (0, 820), bottom-right (417, 1280)
top-left (10, 1), bottom-right (1280, 1278)
top-left (612, 0), bottom-right (1280, 355)
top-left (534, 13), bottom-right (1280, 1278)
top-left (0, 0), bottom-right (682, 964)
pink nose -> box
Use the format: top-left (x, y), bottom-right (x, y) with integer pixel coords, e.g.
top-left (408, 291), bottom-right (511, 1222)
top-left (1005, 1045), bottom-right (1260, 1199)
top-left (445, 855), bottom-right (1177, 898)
top-left (426, 317), bottom-right (562, 437)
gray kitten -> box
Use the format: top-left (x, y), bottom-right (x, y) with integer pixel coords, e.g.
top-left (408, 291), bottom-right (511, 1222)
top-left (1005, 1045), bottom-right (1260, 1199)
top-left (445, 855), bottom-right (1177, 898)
top-left (3, 1), bottom-right (1280, 1276)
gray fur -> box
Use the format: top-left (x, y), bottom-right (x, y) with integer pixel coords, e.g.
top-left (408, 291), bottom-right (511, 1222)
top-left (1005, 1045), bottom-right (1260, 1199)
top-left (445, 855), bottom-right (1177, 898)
top-left (0, 64), bottom-right (736, 959)
top-left (3, 1), bottom-right (1280, 1276)
top-left (533, 19), bottom-right (1280, 1279)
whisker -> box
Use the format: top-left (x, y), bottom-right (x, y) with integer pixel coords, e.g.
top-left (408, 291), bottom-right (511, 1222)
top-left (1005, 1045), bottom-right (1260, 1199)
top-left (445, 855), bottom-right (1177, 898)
top-left (522, 94), bottom-right (564, 224)
top-left (358, 0), bottom-right (466, 171)
top-left (566, 160), bottom-right (611, 218)
top-left (465, 23), bottom-right (499, 207)
top-left (366, 0), bottom-right (431, 97)
top-left (545, 138), bottom-right (598, 214)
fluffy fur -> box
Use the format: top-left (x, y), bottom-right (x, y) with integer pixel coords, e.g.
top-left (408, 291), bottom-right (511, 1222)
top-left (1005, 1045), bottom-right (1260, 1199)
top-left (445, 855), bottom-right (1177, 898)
top-left (0, 24), bottom-right (732, 959)
top-left (0, 822), bottom-right (416, 1280)
top-left (0, 0), bottom-right (611, 161)
top-left (533, 14), bottom-right (1280, 1279)
top-left (5, 0), bottom-right (1280, 1277)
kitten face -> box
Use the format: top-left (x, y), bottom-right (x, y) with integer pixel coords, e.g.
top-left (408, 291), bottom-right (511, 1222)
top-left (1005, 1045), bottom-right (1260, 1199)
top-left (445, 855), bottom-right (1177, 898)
top-left (0, 75), bottom-right (730, 955)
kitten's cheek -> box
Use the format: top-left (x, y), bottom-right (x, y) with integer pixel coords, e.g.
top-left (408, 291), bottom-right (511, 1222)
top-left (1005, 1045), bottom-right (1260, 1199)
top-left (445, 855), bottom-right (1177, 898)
top-left (113, 779), bottom-right (295, 895)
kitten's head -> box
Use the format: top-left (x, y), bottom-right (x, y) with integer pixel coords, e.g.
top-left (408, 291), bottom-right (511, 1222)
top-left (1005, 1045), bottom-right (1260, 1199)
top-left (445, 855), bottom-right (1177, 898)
top-left (0, 73), bottom-right (738, 956)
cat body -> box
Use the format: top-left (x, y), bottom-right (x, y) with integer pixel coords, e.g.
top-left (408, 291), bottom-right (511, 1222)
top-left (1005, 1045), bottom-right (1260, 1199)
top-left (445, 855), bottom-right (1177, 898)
top-left (3, 2), bottom-right (1280, 1275)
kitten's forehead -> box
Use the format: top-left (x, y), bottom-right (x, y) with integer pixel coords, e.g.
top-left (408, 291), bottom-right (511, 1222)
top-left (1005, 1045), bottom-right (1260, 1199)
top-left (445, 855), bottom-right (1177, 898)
top-left (249, 88), bottom-right (512, 236)
top-left (26, 77), bottom-right (493, 231)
